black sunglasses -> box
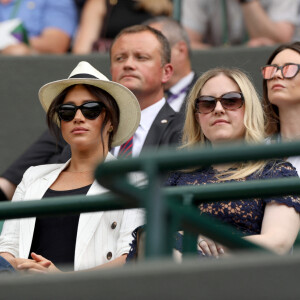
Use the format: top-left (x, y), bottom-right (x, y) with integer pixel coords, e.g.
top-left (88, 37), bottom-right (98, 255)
top-left (57, 101), bottom-right (105, 122)
top-left (261, 63), bottom-right (300, 80)
top-left (195, 92), bottom-right (244, 114)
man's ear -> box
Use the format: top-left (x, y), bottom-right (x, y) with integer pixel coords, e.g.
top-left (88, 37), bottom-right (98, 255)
top-left (162, 63), bottom-right (173, 84)
top-left (174, 40), bottom-right (188, 57)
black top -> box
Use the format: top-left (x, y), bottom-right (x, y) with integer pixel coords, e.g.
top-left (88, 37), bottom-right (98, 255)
top-left (29, 184), bottom-right (91, 270)
top-left (102, 0), bottom-right (153, 39)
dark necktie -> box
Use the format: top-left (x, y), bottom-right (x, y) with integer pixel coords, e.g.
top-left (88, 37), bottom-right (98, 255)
top-left (118, 136), bottom-right (133, 158)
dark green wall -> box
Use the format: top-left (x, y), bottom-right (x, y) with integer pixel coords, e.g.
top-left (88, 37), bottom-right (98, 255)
top-left (0, 46), bottom-right (275, 175)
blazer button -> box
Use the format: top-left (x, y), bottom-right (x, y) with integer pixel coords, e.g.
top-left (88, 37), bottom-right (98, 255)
top-left (107, 252), bottom-right (112, 260)
top-left (111, 221), bottom-right (117, 229)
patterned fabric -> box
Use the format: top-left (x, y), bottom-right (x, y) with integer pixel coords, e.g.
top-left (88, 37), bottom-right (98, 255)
top-left (166, 160), bottom-right (300, 235)
top-left (118, 136), bottom-right (133, 158)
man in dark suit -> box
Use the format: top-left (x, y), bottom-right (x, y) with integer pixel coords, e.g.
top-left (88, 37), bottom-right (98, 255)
top-left (110, 25), bottom-right (183, 157)
top-left (0, 25), bottom-right (184, 199)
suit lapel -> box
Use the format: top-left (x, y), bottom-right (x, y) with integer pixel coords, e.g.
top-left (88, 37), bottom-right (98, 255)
top-left (142, 102), bottom-right (176, 152)
top-left (74, 154), bottom-right (114, 270)
top-left (20, 161), bottom-right (71, 258)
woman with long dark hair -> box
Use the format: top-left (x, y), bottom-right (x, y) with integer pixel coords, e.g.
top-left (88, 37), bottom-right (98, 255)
top-left (0, 61), bottom-right (144, 273)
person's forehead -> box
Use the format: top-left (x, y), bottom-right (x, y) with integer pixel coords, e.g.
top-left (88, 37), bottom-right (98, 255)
top-left (112, 31), bottom-right (161, 51)
top-left (272, 49), bottom-right (300, 64)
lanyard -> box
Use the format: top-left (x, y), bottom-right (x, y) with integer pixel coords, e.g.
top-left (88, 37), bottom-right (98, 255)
top-left (165, 86), bottom-right (189, 103)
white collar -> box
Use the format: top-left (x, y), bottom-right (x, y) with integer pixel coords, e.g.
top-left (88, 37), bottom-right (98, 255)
top-left (139, 98), bottom-right (165, 131)
top-left (169, 71), bottom-right (195, 95)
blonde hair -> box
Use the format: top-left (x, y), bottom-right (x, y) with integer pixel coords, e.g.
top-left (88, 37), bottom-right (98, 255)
top-left (182, 68), bottom-right (266, 180)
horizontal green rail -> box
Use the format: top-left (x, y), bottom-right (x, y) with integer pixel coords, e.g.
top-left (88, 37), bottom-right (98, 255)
top-left (0, 193), bottom-right (140, 220)
top-left (95, 141), bottom-right (300, 187)
top-left (164, 177), bottom-right (300, 203)
top-left (1, 176), bottom-right (299, 220)
top-left (0, 176), bottom-right (296, 256)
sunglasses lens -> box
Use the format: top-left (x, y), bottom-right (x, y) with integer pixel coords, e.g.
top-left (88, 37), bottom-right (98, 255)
top-left (221, 92), bottom-right (243, 110)
top-left (262, 66), bottom-right (277, 79)
top-left (58, 102), bottom-right (104, 122)
top-left (196, 97), bottom-right (216, 114)
top-left (195, 93), bottom-right (243, 113)
top-left (81, 102), bottom-right (103, 119)
top-left (58, 104), bottom-right (76, 121)
top-left (282, 64), bottom-right (299, 78)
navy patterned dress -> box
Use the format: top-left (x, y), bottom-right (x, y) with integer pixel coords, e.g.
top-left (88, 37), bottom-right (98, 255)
top-left (166, 160), bottom-right (300, 235)
top-left (127, 160), bottom-right (300, 260)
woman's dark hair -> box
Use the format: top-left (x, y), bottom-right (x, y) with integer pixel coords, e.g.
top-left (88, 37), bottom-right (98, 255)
top-left (47, 84), bottom-right (120, 151)
top-left (263, 42), bottom-right (300, 136)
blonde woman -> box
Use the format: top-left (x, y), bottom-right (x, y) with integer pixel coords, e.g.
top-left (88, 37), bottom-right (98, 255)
top-left (166, 68), bottom-right (300, 257)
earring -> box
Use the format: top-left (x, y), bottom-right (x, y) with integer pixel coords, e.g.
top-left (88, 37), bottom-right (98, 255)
top-left (108, 126), bottom-right (113, 133)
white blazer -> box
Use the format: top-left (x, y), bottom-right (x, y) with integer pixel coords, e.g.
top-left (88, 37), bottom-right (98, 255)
top-left (0, 153), bottom-right (145, 271)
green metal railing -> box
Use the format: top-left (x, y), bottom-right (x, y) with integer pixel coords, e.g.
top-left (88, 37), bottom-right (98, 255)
top-left (94, 141), bottom-right (300, 258)
top-left (0, 141), bottom-right (300, 259)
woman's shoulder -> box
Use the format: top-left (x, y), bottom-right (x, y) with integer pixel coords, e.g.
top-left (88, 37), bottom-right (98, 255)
top-left (259, 159), bottom-right (298, 179)
top-left (23, 163), bottom-right (66, 183)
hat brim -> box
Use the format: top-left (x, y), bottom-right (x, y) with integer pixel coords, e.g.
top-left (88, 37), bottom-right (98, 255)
top-left (39, 78), bottom-right (140, 147)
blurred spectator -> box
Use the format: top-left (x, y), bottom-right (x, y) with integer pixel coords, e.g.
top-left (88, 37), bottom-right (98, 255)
top-left (145, 16), bottom-right (197, 113)
top-left (72, 0), bottom-right (172, 54)
top-left (293, 0), bottom-right (300, 42)
top-left (0, 0), bottom-right (78, 55)
top-left (181, 0), bottom-right (299, 49)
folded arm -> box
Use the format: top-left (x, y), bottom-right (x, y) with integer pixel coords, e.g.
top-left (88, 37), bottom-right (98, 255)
top-left (241, 1), bottom-right (295, 45)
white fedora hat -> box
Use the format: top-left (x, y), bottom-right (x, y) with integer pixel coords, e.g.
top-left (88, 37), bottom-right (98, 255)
top-left (39, 61), bottom-right (141, 147)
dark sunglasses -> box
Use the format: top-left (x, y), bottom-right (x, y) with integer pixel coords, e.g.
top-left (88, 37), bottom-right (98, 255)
top-left (57, 101), bottom-right (105, 122)
top-left (261, 63), bottom-right (300, 80)
top-left (195, 92), bottom-right (244, 114)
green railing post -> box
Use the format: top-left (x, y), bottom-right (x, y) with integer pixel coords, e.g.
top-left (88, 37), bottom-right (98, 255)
top-left (144, 160), bottom-right (168, 258)
top-left (181, 194), bottom-right (198, 255)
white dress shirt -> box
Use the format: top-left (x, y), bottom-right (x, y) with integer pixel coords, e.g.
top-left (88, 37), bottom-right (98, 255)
top-left (111, 98), bottom-right (166, 157)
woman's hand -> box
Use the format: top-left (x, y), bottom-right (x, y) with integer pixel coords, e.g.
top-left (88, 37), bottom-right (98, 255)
top-left (17, 252), bottom-right (61, 274)
top-left (198, 235), bottom-right (225, 258)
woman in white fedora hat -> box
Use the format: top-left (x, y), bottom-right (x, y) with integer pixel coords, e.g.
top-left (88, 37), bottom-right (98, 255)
top-left (0, 61), bottom-right (144, 273)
